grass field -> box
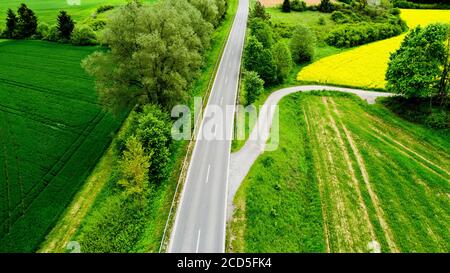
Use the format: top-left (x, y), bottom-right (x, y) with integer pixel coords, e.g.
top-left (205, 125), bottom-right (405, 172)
top-left (0, 0), bottom-right (157, 24)
top-left (297, 9), bottom-right (450, 89)
top-left (228, 92), bottom-right (450, 253)
top-left (39, 0), bottom-right (239, 253)
top-left (0, 40), bottom-right (126, 252)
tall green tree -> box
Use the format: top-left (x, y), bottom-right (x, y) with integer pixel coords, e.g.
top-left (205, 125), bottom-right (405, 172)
top-left (249, 19), bottom-right (274, 48)
top-left (386, 23), bottom-right (450, 99)
top-left (57, 11), bottom-right (75, 40)
top-left (244, 35), bottom-right (277, 85)
top-left (318, 0), bottom-right (333, 13)
top-left (251, 1), bottom-right (270, 21)
top-left (290, 25), bottom-right (316, 63)
top-left (5, 9), bottom-right (17, 38)
top-left (244, 71), bottom-right (264, 105)
top-left (273, 41), bottom-right (293, 82)
top-left (82, 0), bottom-right (213, 112)
top-left (16, 3), bottom-right (37, 38)
top-left (282, 0), bottom-right (291, 13)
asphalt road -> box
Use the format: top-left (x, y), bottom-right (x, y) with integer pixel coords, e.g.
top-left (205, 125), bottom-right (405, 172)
top-left (169, 0), bottom-right (249, 253)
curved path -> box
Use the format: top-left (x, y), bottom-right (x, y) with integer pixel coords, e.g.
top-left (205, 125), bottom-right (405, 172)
top-left (227, 85), bottom-right (393, 218)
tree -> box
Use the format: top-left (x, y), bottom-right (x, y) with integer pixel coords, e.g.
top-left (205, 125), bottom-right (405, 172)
top-left (5, 9), bottom-right (17, 38)
top-left (82, 0), bottom-right (213, 112)
top-left (57, 11), bottom-right (75, 40)
top-left (16, 4), bottom-right (37, 38)
top-left (189, 0), bottom-right (219, 26)
top-left (118, 136), bottom-right (151, 203)
top-left (318, 0), bottom-right (333, 13)
top-left (134, 105), bottom-right (172, 183)
top-left (249, 18), bottom-right (274, 48)
top-left (272, 41), bottom-right (293, 82)
top-left (251, 1), bottom-right (270, 21)
top-left (282, 0), bottom-right (291, 13)
top-left (386, 23), bottom-right (450, 99)
top-left (244, 71), bottom-right (264, 105)
top-left (244, 35), bottom-right (277, 85)
top-left (290, 25), bottom-right (316, 63)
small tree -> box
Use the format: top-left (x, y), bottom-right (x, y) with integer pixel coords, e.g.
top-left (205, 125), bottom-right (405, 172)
top-left (118, 136), bottom-right (151, 204)
top-left (244, 36), bottom-right (277, 85)
top-left (5, 9), bottom-right (17, 38)
top-left (244, 71), bottom-right (264, 105)
top-left (273, 41), bottom-right (293, 82)
top-left (251, 1), bottom-right (270, 21)
top-left (282, 0), bottom-right (291, 13)
top-left (249, 19), bottom-right (274, 48)
top-left (16, 4), bottom-right (37, 38)
top-left (290, 25), bottom-right (316, 63)
top-left (386, 23), bottom-right (449, 100)
top-left (57, 11), bottom-right (75, 40)
top-left (318, 0), bottom-right (333, 13)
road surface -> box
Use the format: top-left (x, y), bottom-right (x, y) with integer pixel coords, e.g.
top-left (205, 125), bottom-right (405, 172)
top-left (227, 85), bottom-right (393, 216)
top-left (169, 0), bottom-right (249, 253)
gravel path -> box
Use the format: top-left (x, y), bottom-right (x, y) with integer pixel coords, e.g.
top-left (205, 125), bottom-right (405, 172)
top-left (227, 85), bottom-right (393, 219)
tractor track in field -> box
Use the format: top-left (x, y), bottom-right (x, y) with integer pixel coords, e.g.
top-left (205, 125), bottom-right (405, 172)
top-left (324, 97), bottom-right (377, 243)
top-left (0, 112), bottom-right (12, 233)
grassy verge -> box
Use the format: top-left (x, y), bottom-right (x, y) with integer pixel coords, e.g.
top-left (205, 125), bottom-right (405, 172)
top-left (228, 92), bottom-right (449, 252)
top-left (39, 0), bottom-right (239, 253)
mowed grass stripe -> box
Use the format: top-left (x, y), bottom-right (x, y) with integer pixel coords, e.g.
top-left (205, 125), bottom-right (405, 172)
top-left (231, 92), bottom-right (449, 253)
top-left (0, 40), bottom-right (125, 252)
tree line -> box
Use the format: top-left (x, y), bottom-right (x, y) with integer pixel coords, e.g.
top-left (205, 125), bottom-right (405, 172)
top-left (1, 3), bottom-right (97, 45)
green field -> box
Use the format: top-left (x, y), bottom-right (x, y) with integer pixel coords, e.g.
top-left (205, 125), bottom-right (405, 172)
top-left (228, 92), bottom-right (450, 253)
top-left (0, 0), bottom-right (157, 24)
top-left (0, 40), bottom-right (126, 252)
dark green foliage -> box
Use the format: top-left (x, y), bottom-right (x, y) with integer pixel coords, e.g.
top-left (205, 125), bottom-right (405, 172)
top-left (57, 11), bottom-right (75, 40)
top-left (290, 25), bottom-right (315, 63)
top-left (318, 0), bottom-right (333, 13)
top-left (291, 0), bottom-right (307, 11)
top-left (386, 23), bottom-right (450, 98)
top-left (249, 18), bottom-right (274, 48)
top-left (243, 71), bottom-right (264, 105)
top-left (282, 0), bottom-right (291, 13)
top-left (326, 21), bottom-right (406, 48)
top-left (0, 40), bottom-right (125, 252)
top-left (5, 9), bottom-right (17, 38)
top-left (392, 0), bottom-right (450, 9)
top-left (250, 0), bottom-right (270, 21)
top-left (16, 3), bottom-right (37, 38)
top-left (243, 36), bottom-right (277, 85)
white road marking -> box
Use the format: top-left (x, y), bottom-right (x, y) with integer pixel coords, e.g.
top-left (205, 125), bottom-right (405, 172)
top-left (196, 229), bottom-right (201, 253)
top-left (205, 164), bottom-right (211, 184)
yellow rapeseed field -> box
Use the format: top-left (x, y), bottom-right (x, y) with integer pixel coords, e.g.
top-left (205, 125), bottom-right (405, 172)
top-left (297, 9), bottom-right (450, 89)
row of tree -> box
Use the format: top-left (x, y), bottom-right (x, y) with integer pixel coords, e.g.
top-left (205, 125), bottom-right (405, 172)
top-left (242, 2), bottom-right (315, 105)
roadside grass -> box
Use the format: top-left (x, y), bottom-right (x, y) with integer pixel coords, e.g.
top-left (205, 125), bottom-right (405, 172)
top-left (0, 0), bottom-right (158, 24)
top-left (228, 92), bottom-right (450, 253)
top-left (297, 9), bottom-right (450, 89)
top-left (0, 40), bottom-right (126, 252)
top-left (40, 0), bottom-right (239, 253)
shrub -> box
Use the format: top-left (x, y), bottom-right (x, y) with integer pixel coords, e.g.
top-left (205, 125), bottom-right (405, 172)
top-left (96, 5), bottom-right (115, 14)
top-left (272, 41), bottom-right (293, 82)
top-left (290, 25), bottom-right (315, 63)
top-left (44, 25), bottom-right (61, 42)
top-left (71, 25), bottom-right (97, 45)
top-left (249, 18), bottom-right (274, 48)
top-left (318, 17), bottom-right (326, 25)
top-left (282, 0), bottom-right (291, 12)
top-left (426, 111), bottom-right (449, 129)
top-left (318, 0), bottom-right (333, 13)
top-left (291, 0), bottom-right (307, 11)
top-left (331, 11), bottom-right (349, 23)
top-left (243, 71), bottom-right (264, 105)
top-left (34, 22), bottom-right (49, 39)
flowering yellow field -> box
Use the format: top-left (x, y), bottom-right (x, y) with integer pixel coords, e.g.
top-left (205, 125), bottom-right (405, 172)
top-left (297, 9), bottom-right (450, 90)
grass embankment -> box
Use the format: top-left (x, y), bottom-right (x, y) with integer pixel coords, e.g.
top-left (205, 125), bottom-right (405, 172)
top-left (39, 0), bottom-right (239, 253)
top-left (297, 9), bottom-right (450, 89)
top-left (0, 40), bottom-right (126, 252)
top-left (228, 92), bottom-right (450, 253)
top-left (0, 0), bottom-right (157, 24)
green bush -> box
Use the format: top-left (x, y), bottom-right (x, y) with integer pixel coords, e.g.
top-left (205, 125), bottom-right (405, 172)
top-left (426, 111), bottom-right (449, 129)
top-left (291, 0), bottom-right (307, 11)
top-left (34, 22), bottom-right (49, 39)
top-left (290, 25), bottom-right (315, 63)
top-left (326, 22), bottom-right (405, 48)
top-left (243, 71), bottom-right (264, 105)
top-left (96, 5), bottom-right (115, 14)
top-left (71, 25), bottom-right (97, 45)
top-left (331, 10), bottom-right (349, 23)
top-left (44, 25), bottom-right (61, 42)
